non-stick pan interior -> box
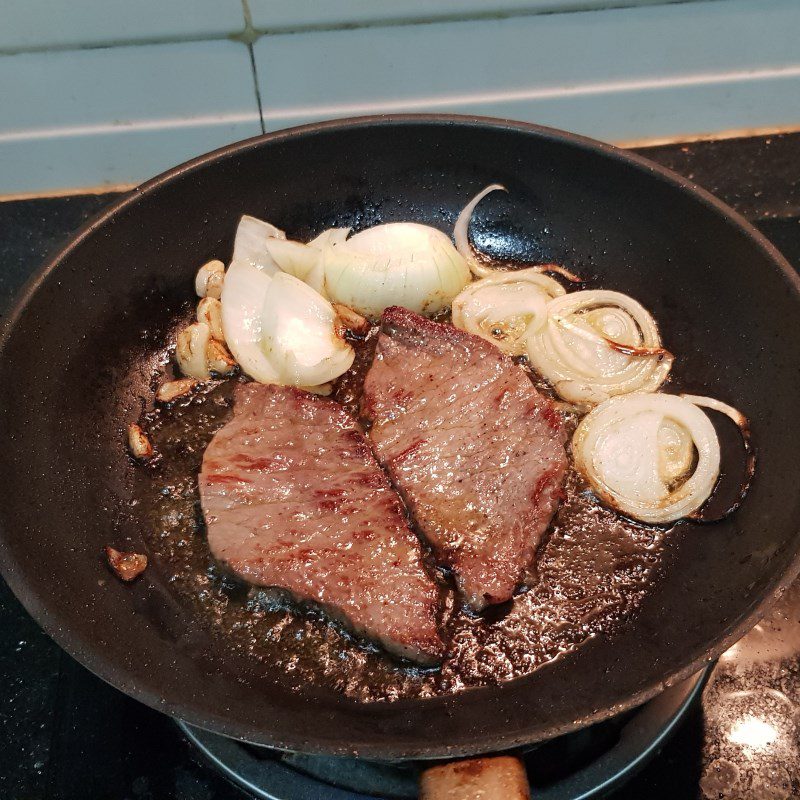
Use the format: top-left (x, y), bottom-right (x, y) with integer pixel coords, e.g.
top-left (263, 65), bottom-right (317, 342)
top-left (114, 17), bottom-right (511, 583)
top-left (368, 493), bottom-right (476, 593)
top-left (1, 117), bottom-right (799, 758)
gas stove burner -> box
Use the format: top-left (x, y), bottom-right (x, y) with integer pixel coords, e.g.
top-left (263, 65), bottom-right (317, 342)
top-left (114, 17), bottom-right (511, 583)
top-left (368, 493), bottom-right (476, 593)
top-left (178, 667), bottom-right (709, 800)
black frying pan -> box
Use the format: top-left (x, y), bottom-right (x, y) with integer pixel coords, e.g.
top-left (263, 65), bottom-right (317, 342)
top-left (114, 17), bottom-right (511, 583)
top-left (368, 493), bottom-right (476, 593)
top-left (1, 115), bottom-right (799, 760)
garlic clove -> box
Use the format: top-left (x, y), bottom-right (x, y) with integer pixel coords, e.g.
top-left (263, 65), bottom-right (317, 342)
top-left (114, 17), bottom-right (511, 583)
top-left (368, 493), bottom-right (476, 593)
top-left (106, 546), bottom-right (148, 581)
top-left (333, 303), bottom-right (371, 337)
top-left (207, 339), bottom-right (237, 376)
top-left (155, 378), bottom-right (198, 403)
top-left (176, 322), bottom-right (212, 379)
top-left (195, 259), bottom-right (225, 299)
top-left (127, 423), bottom-right (153, 459)
top-left (197, 297), bottom-right (225, 342)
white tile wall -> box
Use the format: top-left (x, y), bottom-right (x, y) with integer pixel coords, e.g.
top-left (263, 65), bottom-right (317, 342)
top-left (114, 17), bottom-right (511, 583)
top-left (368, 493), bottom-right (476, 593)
top-left (0, 41), bottom-right (261, 194)
top-left (252, 0), bottom-right (800, 143)
top-left (0, 0), bottom-right (245, 51)
top-left (246, 0), bottom-right (675, 30)
top-left (0, 122), bottom-right (260, 196)
top-left (1, 0), bottom-right (799, 196)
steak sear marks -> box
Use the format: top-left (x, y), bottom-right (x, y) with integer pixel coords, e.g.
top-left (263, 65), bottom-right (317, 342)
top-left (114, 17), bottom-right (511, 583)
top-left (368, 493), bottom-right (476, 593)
top-left (361, 307), bottom-right (568, 611)
top-left (200, 383), bottom-right (444, 664)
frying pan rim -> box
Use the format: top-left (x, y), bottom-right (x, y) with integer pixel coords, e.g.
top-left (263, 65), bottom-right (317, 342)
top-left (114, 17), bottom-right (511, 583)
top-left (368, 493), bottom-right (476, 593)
top-left (1, 113), bottom-right (799, 759)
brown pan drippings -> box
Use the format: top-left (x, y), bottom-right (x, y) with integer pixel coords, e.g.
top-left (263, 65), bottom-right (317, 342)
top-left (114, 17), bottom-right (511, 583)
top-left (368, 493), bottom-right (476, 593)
top-left (137, 327), bottom-right (666, 702)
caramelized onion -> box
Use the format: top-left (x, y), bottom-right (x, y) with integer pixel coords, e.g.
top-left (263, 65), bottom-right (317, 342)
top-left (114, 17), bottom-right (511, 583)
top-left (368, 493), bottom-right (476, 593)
top-left (526, 289), bottom-right (672, 406)
top-left (535, 263), bottom-right (584, 284)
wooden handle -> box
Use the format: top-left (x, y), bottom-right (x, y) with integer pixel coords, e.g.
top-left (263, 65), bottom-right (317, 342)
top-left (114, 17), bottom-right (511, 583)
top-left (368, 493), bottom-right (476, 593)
top-left (419, 755), bottom-right (530, 799)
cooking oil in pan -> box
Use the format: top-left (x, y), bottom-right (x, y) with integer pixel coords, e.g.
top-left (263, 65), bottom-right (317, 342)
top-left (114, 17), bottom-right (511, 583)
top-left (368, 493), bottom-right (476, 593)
top-left (135, 343), bottom-right (666, 702)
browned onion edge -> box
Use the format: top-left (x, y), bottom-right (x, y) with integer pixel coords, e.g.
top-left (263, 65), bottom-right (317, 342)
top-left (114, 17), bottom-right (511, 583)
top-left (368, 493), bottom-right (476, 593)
top-left (603, 336), bottom-right (673, 360)
top-left (686, 405), bottom-right (756, 524)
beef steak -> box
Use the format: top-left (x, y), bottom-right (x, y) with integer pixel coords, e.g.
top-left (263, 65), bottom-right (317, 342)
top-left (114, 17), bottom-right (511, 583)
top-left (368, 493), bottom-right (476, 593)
top-left (361, 306), bottom-right (568, 610)
top-left (200, 383), bottom-right (443, 664)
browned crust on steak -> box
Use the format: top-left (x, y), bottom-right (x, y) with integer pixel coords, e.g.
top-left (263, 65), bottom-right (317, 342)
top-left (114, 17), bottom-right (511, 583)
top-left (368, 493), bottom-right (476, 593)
top-left (200, 383), bottom-right (444, 664)
top-left (362, 307), bottom-right (568, 610)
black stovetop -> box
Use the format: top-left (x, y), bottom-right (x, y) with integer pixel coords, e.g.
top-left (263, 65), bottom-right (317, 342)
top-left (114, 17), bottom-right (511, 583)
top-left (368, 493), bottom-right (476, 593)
top-left (1, 133), bottom-right (799, 800)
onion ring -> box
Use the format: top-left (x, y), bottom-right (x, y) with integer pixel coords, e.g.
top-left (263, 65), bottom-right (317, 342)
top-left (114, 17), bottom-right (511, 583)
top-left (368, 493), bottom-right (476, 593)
top-left (451, 268), bottom-right (565, 355)
top-left (572, 393), bottom-right (721, 524)
top-left (680, 394), bottom-right (756, 522)
top-left (526, 289), bottom-right (672, 406)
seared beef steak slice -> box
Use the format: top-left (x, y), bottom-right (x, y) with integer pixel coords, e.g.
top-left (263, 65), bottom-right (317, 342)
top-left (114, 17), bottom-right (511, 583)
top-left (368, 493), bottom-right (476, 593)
top-left (362, 306), bottom-right (568, 611)
top-left (200, 383), bottom-right (443, 664)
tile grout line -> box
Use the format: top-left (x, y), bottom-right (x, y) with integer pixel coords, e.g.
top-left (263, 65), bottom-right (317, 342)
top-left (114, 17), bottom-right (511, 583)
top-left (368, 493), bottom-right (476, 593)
top-left (240, 0), bottom-right (266, 133)
top-left (245, 0), bottom-right (724, 37)
top-left (0, 0), bottom-right (724, 56)
top-left (248, 44), bottom-right (266, 134)
top-left (0, 31), bottom-right (237, 57)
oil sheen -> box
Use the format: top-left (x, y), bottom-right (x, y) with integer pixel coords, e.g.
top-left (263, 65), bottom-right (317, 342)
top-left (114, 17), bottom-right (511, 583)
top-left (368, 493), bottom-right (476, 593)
top-left (138, 331), bottom-right (666, 702)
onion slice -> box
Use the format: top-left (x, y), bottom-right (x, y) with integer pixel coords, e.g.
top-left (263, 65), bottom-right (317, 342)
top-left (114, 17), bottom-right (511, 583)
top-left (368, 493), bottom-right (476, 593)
top-left (533, 263), bottom-right (584, 284)
top-left (451, 268), bottom-right (565, 355)
top-left (454, 185), bottom-right (584, 287)
top-left (260, 273), bottom-right (355, 387)
top-left (680, 394), bottom-right (756, 522)
top-left (221, 215), bottom-right (355, 387)
top-left (318, 222), bottom-right (471, 319)
top-left (454, 184), bottom-right (507, 278)
top-left (572, 393), bottom-right (721, 524)
top-left (526, 289), bottom-right (672, 406)
top-left (265, 222), bottom-right (470, 319)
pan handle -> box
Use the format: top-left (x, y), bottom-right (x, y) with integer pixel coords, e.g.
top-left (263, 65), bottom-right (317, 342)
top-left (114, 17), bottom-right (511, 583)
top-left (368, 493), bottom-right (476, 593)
top-left (419, 755), bottom-right (530, 799)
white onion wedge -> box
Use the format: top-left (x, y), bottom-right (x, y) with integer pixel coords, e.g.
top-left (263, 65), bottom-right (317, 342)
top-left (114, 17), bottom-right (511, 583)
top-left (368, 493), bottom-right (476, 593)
top-left (266, 221), bottom-right (469, 319)
top-left (219, 215), bottom-right (286, 382)
top-left (451, 268), bottom-right (565, 355)
top-left (526, 289), bottom-right (672, 407)
top-left (573, 393), bottom-right (721, 524)
top-left (264, 237), bottom-right (326, 294)
top-left (222, 259), bottom-right (355, 387)
top-left (308, 227), bottom-right (350, 248)
top-left (267, 228), bottom-right (350, 298)
top-left (319, 222), bottom-right (471, 319)
top-left (260, 273), bottom-right (355, 387)
top-left (232, 215), bottom-right (285, 272)
top-left (222, 214), bottom-right (356, 387)
top-left (262, 228), bottom-right (351, 296)
top-left (222, 258), bottom-right (280, 384)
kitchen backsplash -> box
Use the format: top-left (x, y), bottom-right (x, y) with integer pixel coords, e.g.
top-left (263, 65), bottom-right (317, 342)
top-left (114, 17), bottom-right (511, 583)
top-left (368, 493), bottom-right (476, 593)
top-left (1, 0), bottom-right (799, 196)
